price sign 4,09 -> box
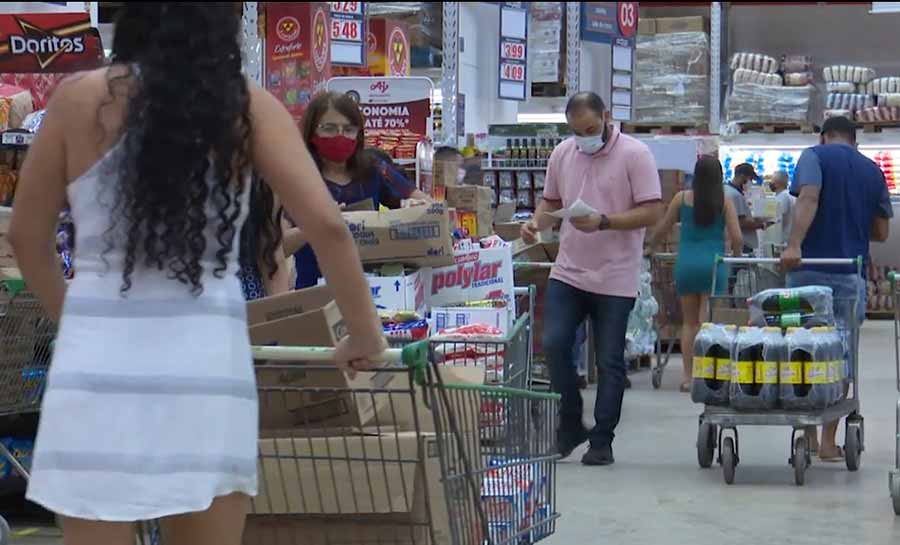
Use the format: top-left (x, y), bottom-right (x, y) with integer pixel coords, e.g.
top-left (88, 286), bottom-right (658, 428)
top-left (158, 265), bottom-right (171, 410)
top-left (501, 63), bottom-right (526, 82)
top-left (501, 40), bottom-right (526, 61)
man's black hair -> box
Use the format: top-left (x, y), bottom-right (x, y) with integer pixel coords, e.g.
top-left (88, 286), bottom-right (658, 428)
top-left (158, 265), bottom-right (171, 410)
top-left (565, 91), bottom-right (606, 117)
top-left (821, 115), bottom-right (857, 142)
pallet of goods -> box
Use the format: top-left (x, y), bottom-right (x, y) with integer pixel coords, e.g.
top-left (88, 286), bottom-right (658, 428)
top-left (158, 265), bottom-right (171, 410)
top-left (726, 53), bottom-right (816, 131)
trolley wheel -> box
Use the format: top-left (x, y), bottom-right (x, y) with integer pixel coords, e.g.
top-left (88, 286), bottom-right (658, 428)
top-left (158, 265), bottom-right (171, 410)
top-left (0, 515), bottom-right (9, 545)
top-left (651, 369), bottom-right (662, 390)
top-left (845, 420), bottom-right (862, 472)
top-left (793, 436), bottom-right (808, 486)
top-left (697, 422), bottom-right (715, 469)
top-left (721, 436), bottom-right (736, 485)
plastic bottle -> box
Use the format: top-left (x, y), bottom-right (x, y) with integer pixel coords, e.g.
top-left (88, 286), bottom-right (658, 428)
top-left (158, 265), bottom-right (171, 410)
top-left (691, 323), bottom-right (733, 406)
top-left (827, 326), bottom-right (845, 404)
top-left (730, 327), bottom-right (779, 410)
top-left (748, 286), bottom-right (836, 328)
top-left (781, 327), bottom-right (810, 410)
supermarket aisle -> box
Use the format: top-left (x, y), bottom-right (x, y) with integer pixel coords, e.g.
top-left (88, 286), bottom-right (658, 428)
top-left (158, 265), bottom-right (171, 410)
top-left (9, 321), bottom-right (900, 544)
top-left (547, 320), bottom-right (900, 545)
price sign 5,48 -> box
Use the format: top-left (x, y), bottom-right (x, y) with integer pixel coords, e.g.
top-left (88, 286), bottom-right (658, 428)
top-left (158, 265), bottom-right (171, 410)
top-left (501, 40), bottom-right (526, 61)
top-left (501, 63), bottom-right (525, 82)
top-left (331, 19), bottom-right (362, 42)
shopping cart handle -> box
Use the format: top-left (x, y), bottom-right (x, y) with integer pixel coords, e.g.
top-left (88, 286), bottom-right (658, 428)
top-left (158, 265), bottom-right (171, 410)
top-left (513, 262), bottom-right (554, 270)
top-left (718, 256), bottom-right (861, 266)
top-left (1, 278), bottom-right (26, 298)
top-left (890, 270), bottom-right (898, 287)
top-left (251, 340), bottom-right (429, 384)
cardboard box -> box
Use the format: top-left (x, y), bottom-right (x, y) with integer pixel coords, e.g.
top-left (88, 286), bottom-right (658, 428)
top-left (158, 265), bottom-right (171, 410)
top-left (638, 17), bottom-right (656, 36)
top-left (447, 186), bottom-right (495, 239)
top-left (247, 432), bottom-right (472, 545)
top-left (318, 270), bottom-right (426, 315)
top-left (250, 297), bottom-right (398, 434)
top-left (246, 285), bottom-right (335, 326)
top-left (431, 307), bottom-right (512, 336)
top-left (494, 222), bottom-right (524, 242)
top-left (655, 16), bottom-right (708, 35)
top-left (343, 203), bottom-right (454, 267)
top-left (427, 246), bottom-right (515, 311)
top-left (658, 170), bottom-right (685, 206)
top-left (385, 365), bottom-right (486, 433)
top-left (711, 307), bottom-right (750, 327)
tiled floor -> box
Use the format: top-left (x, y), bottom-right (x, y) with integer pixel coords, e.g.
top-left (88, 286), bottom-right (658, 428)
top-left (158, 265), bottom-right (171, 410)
top-left (8, 320), bottom-right (900, 544)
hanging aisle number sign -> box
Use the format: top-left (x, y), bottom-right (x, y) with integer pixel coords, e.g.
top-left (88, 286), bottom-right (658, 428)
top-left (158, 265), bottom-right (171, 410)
top-left (330, 2), bottom-right (366, 66)
top-left (498, 2), bottom-right (528, 101)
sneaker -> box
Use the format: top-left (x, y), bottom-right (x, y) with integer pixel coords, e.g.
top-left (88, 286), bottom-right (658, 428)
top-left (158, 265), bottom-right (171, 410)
top-left (557, 428), bottom-right (588, 459)
top-left (581, 443), bottom-right (615, 466)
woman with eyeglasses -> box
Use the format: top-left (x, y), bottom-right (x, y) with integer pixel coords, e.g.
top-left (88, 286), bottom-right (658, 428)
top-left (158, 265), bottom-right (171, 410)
top-left (288, 91), bottom-right (430, 289)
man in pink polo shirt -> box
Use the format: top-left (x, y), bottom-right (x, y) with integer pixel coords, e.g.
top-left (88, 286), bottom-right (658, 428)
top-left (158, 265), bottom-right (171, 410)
top-left (522, 92), bottom-right (662, 466)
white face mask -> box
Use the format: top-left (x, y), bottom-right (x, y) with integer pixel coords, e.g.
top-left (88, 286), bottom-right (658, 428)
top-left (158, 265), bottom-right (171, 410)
top-left (575, 131), bottom-right (606, 155)
top-left (457, 168), bottom-right (467, 183)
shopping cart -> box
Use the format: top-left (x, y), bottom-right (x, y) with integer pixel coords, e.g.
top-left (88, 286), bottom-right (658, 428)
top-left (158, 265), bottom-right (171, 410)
top-left (888, 271), bottom-right (900, 514)
top-left (697, 257), bottom-right (864, 486)
top-left (248, 342), bottom-right (561, 545)
top-left (649, 253), bottom-right (679, 389)
top-left (0, 279), bottom-right (55, 545)
top-left (649, 253), bottom-right (786, 390)
top-left (430, 285), bottom-right (536, 391)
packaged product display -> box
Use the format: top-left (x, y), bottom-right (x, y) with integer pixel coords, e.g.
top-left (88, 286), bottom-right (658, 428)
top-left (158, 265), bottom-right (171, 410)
top-left (729, 327), bottom-right (780, 411)
top-left (823, 65), bottom-right (876, 85)
top-left (748, 286), bottom-right (835, 328)
top-left (826, 93), bottom-right (875, 112)
top-left (867, 77), bottom-right (900, 95)
top-left (730, 52), bottom-right (779, 74)
top-left (726, 83), bottom-right (815, 125)
top-left (780, 327), bottom-right (836, 410)
top-left (691, 323), bottom-right (735, 406)
top-left (857, 106), bottom-right (900, 123)
top-left (781, 55), bottom-right (812, 74)
top-left (782, 72), bottom-right (814, 87)
top-left (625, 259), bottom-right (658, 360)
top-left (634, 31), bottom-right (709, 125)
top-left (732, 68), bottom-right (782, 86)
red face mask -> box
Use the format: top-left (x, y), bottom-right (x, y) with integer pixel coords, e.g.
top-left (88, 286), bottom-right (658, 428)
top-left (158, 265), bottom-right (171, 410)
top-left (311, 135), bottom-right (357, 163)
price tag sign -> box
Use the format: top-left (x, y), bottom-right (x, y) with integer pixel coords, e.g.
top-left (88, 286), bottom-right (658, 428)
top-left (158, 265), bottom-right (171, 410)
top-left (501, 40), bottom-right (526, 62)
top-left (498, 3), bottom-right (528, 101)
top-left (330, 2), bottom-right (362, 15)
top-left (331, 2), bottom-right (366, 66)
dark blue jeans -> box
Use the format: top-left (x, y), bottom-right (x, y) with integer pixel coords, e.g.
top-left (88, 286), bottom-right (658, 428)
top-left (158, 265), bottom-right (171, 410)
top-left (544, 279), bottom-right (635, 447)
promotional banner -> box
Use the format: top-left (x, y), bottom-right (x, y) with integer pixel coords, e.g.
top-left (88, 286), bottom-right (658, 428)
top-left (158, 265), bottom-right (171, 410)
top-left (327, 76), bottom-right (432, 160)
top-left (0, 12), bottom-right (102, 73)
top-left (266, 2), bottom-right (332, 121)
top-left (581, 1), bottom-right (637, 46)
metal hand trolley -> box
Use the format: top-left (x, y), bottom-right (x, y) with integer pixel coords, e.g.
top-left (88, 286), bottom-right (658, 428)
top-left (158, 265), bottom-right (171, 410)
top-left (697, 257), bottom-right (864, 486)
top-left (248, 341), bottom-right (561, 545)
top-left (888, 272), bottom-right (900, 514)
top-left (0, 280), bottom-right (55, 545)
top-left (649, 253), bottom-right (680, 389)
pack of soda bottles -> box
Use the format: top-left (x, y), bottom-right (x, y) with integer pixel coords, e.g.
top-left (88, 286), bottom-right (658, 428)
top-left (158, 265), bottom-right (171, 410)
top-left (748, 286), bottom-right (835, 328)
top-left (692, 322), bottom-right (846, 410)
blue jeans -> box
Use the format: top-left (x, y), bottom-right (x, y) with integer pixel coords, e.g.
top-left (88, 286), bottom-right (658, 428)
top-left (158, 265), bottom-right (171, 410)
top-left (544, 280), bottom-right (635, 447)
top-left (786, 270), bottom-right (865, 379)
top-left (573, 321), bottom-right (587, 376)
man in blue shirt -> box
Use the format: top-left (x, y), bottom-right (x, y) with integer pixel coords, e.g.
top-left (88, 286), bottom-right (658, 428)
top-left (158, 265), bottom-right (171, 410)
top-left (781, 116), bottom-right (892, 461)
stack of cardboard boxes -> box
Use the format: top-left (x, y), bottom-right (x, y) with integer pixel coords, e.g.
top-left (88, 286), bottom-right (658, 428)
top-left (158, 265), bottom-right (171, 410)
top-left (245, 285), bottom-right (488, 545)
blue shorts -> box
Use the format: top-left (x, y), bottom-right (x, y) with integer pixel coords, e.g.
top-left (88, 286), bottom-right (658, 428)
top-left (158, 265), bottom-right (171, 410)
top-left (786, 270), bottom-right (865, 379)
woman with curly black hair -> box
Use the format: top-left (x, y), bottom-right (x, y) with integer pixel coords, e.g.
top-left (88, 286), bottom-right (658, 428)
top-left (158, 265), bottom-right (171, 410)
top-left (7, 4), bottom-right (386, 544)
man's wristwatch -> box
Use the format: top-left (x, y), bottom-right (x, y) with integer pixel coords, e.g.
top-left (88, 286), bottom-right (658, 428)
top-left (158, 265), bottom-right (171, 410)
top-left (597, 214), bottom-right (611, 231)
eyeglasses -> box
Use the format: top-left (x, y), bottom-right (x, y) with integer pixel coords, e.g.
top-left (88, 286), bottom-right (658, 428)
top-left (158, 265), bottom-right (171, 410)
top-left (317, 123), bottom-right (360, 138)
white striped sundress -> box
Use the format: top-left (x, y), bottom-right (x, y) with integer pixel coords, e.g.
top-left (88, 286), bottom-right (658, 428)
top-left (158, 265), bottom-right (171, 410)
top-left (25, 142), bottom-right (258, 521)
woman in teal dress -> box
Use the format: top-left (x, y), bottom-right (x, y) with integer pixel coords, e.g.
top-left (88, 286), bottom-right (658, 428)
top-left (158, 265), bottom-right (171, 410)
top-left (648, 156), bottom-right (743, 392)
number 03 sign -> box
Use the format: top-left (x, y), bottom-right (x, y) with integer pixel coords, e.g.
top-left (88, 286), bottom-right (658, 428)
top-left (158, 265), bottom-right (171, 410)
top-left (498, 3), bottom-right (528, 101)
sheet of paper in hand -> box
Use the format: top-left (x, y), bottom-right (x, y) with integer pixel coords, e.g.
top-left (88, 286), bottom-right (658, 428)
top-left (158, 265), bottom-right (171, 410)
top-left (547, 198), bottom-right (598, 220)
